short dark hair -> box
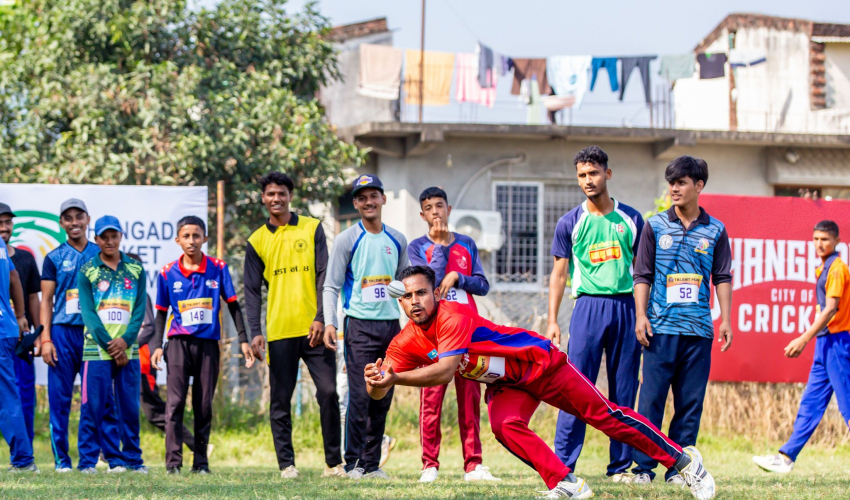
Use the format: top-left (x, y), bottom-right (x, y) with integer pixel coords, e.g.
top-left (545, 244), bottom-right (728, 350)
top-left (176, 215), bottom-right (207, 235)
top-left (126, 252), bottom-right (142, 262)
top-left (814, 220), bottom-right (839, 238)
top-left (574, 146), bottom-right (608, 170)
top-left (259, 172), bottom-right (294, 194)
top-left (665, 156), bottom-right (708, 185)
top-left (398, 265), bottom-right (436, 290)
top-left (419, 187), bottom-right (448, 205)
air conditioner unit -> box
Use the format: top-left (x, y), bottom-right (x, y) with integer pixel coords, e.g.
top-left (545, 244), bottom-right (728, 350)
top-left (449, 210), bottom-right (504, 251)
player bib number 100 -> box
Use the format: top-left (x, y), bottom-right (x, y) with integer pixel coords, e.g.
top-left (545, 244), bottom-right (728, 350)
top-left (97, 299), bottom-right (131, 326)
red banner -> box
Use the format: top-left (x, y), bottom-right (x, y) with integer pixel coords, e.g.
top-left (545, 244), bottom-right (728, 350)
top-left (700, 194), bottom-right (850, 383)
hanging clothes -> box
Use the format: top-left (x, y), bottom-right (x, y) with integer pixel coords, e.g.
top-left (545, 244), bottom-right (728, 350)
top-left (547, 55), bottom-right (592, 109)
top-left (404, 49), bottom-right (455, 106)
top-left (697, 53), bottom-right (727, 79)
top-left (357, 44), bottom-right (404, 100)
top-left (542, 95), bottom-right (576, 112)
top-left (476, 42), bottom-right (496, 88)
top-left (455, 53), bottom-right (497, 108)
top-left (498, 54), bottom-right (511, 77)
top-left (510, 58), bottom-right (552, 95)
top-left (729, 49), bottom-right (766, 68)
top-left (659, 54), bottom-right (695, 82)
top-left (526, 78), bottom-right (544, 125)
top-left (619, 56), bottom-right (656, 102)
top-left (590, 57), bottom-right (619, 92)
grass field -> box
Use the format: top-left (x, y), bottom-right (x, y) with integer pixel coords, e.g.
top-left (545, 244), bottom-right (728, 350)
top-left (1, 386), bottom-right (849, 499)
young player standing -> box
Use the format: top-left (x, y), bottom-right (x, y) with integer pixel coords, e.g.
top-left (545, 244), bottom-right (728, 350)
top-left (323, 174), bottom-right (409, 479)
top-left (408, 187), bottom-right (498, 483)
top-left (0, 228), bottom-right (38, 472)
top-left (631, 156), bottom-right (733, 484)
top-left (150, 216), bottom-right (254, 474)
top-left (753, 220), bottom-right (850, 473)
top-left (366, 266), bottom-right (716, 499)
top-left (547, 146), bottom-right (644, 481)
top-left (40, 199), bottom-right (120, 472)
top-left (77, 216), bottom-right (148, 473)
top-left (244, 172), bottom-right (343, 479)
top-left (0, 203), bottom-right (42, 446)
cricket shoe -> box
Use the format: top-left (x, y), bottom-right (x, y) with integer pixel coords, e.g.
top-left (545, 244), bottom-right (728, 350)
top-left (55, 467), bottom-right (72, 474)
top-left (132, 466), bottom-right (150, 475)
top-left (537, 476), bottom-right (593, 499)
top-left (363, 468), bottom-right (390, 480)
top-left (632, 473), bottom-right (652, 484)
top-left (280, 465), bottom-right (299, 479)
top-left (610, 472), bottom-right (633, 483)
top-left (322, 464), bottom-right (347, 478)
top-left (464, 464), bottom-right (501, 481)
top-left (79, 468), bottom-right (98, 474)
top-left (752, 453), bottom-right (794, 474)
top-left (107, 466), bottom-right (127, 473)
top-left (8, 463), bottom-right (39, 473)
top-left (419, 467), bottom-right (438, 483)
top-left (667, 474), bottom-right (687, 486)
top-left (679, 446), bottom-right (715, 500)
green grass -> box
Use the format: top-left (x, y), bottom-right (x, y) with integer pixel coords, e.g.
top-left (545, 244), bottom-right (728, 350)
top-left (1, 389), bottom-right (848, 499)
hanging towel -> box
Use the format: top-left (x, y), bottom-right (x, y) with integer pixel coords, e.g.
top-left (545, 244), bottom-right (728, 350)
top-left (404, 49), bottom-right (455, 106)
top-left (526, 78), bottom-right (544, 125)
top-left (542, 95), bottom-right (576, 112)
top-left (619, 56), bottom-right (656, 102)
top-left (659, 54), bottom-right (695, 82)
top-left (590, 57), bottom-right (619, 92)
top-left (547, 55), bottom-right (592, 109)
top-left (510, 58), bottom-right (552, 95)
top-left (456, 53), bottom-right (497, 108)
top-left (697, 53), bottom-right (727, 79)
top-left (357, 44), bottom-right (404, 100)
top-left (476, 42), bottom-right (495, 88)
top-left (729, 49), bottom-right (766, 68)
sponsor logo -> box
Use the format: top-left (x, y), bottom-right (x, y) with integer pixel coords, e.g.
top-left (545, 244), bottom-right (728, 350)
top-left (588, 241), bottom-right (622, 264)
top-left (97, 280), bottom-right (110, 292)
top-left (385, 245), bottom-right (392, 255)
top-left (427, 349), bottom-right (438, 360)
top-left (357, 175), bottom-right (373, 186)
top-left (613, 223), bottom-right (625, 233)
top-left (124, 278), bottom-right (133, 290)
top-left (206, 279), bottom-right (219, 289)
top-left (62, 259), bottom-right (75, 272)
top-left (273, 265), bottom-right (311, 276)
top-left (695, 238), bottom-right (710, 254)
top-left (173, 281), bottom-right (183, 293)
top-left (659, 234), bottom-right (673, 250)
top-left (457, 255), bottom-right (468, 270)
top-left (8, 210), bottom-right (67, 270)
top-left (294, 239), bottom-right (307, 252)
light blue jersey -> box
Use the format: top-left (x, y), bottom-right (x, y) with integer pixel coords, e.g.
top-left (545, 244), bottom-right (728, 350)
top-left (323, 222), bottom-right (409, 327)
top-left (41, 241), bottom-right (100, 326)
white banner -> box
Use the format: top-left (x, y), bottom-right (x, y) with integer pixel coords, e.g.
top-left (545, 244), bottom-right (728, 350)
top-left (0, 183), bottom-right (209, 385)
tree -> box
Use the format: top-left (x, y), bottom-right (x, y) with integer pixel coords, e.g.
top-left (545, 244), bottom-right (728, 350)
top-left (0, 0), bottom-right (362, 251)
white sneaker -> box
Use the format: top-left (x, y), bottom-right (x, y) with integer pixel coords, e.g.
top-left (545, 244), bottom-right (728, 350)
top-left (322, 464), bottom-right (347, 478)
top-left (538, 476), bottom-right (593, 499)
top-left (419, 467), bottom-right (438, 483)
top-left (55, 467), bottom-right (73, 474)
top-left (464, 464), bottom-right (501, 482)
top-left (363, 468), bottom-right (390, 480)
top-left (632, 473), bottom-right (652, 484)
top-left (679, 446), bottom-right (716, 500)
top-left (667, 474), bottom-right (686, 486)
top-left (379, 435), bottom-right (396, 468)
top-left (280, 465), bottom-right (299, 479)
top-left (79, 468), bottom-right (98, 474)
top-left (107, 466), bottom-right (127, 474)
top-left (752, 453), bottom-right (794, 474)
top-left (611, 472), bottom-right (633, 483)
top-left (132, 466), bottom-right (150, 475)
top-left (347, 467), bottom-right (365, 480)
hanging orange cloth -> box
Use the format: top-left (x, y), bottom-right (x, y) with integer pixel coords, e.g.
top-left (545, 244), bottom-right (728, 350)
top-left (404, 49), bottom-right (455, 106)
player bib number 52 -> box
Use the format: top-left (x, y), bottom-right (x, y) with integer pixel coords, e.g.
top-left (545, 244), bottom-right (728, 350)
top-left (666, 274), bottom-right (703, 304)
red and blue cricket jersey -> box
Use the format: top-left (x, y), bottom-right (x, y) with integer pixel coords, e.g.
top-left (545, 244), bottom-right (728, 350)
top-left (155, 254), bottom-right (237, 340)
top-left (385, 301), bottom-right (555, 386)
top-left (408, 233), bottom-right (489, 311)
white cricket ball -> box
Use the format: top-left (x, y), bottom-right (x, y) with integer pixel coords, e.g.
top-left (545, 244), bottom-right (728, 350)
top-left (387, 280), bottom-right (405, 298)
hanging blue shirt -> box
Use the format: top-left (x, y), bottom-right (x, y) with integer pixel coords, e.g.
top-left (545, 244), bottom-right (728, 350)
top-left (41, 241), bottom-right (100, 326)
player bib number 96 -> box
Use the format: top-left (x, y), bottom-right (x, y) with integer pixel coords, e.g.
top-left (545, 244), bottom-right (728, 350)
top-left (666, 274), bottom-right (703, 304)
top-left (97, 299), bottom-right (131, 325)
top-left (178, 298), bottom-right (214, 326)
top-left (362, 276), bottom-right (392, 303)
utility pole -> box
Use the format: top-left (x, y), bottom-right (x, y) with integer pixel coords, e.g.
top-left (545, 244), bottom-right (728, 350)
top-left (419, 0), bottom-right (426, 123)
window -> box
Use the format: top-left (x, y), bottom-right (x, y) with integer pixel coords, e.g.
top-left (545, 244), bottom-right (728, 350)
top-left (336, 189), bottom-right (361, 231)
top-left (775, 186), bottom-right (822, 199)
top-left (544, 184), bottom-right (585, 277)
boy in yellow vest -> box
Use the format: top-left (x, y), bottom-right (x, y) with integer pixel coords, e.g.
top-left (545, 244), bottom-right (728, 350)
top-left (244, 172), bottom-right (343, 479)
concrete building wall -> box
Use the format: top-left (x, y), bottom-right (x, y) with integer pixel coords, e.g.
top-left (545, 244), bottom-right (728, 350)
top-left (825, 43), bottom-right (850, 110)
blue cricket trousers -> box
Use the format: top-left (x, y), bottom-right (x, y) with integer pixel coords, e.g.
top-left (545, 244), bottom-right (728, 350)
top-left (780, 331), bottom-right (850, 461)
top-left (14, 353), bottom-right (36, 444)
top-left (79, 358), bottom-right (144, 470)
top-left (554, 294), bottom-right (641, 475)
top-left (48, 324), bottom-right (121, 469)
top-left (632, 334), bottom-right (712, 480)
top-left (0, 337), bottom-right (35, 467)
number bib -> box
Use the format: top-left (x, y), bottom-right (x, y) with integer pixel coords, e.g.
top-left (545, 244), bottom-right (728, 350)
top-left (443, 287), bottom-right (469, 304)
top-left (361, 276), bottom-right (391, 303)
top-left (459, 353), bottom-right (505, 383)
top-left (66, 289), bottom-right (81, 315)
top-left (97, 299), bottom-right (131, 325)
top-left (666, 274), bottom-right (703, 304)
top-left (178, 298), bottom-right (214, 326)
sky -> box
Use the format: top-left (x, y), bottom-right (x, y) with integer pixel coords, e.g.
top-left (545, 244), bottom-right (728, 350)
top-left (195, 0), bottom-right (850, 127)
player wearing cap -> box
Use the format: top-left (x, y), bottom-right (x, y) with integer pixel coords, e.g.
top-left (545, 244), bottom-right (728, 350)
top-left (244, 172), bottom-right (343, 479)
top-left (0, 219), bottom-right (38, 472)
top-left (365, 266), bottom-right (717, 500)
top-left (40, 199), bottom-right (120, 472)
top-left (0, 203), bottom-right (42, 447)
top-left (150, 216), bottom-right (254, 474)
top-left (323, 174), bottom-right (409, 479)
top-left (408, 187), bottom-right (497, 483)
top-left (77, 215), bottom-right (148, 473)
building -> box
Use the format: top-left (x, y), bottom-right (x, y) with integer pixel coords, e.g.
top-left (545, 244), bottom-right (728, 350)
top-left (675, 14), bottom-right (850, 134)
